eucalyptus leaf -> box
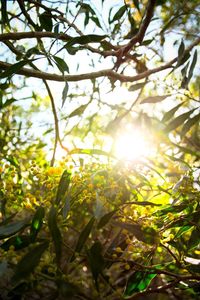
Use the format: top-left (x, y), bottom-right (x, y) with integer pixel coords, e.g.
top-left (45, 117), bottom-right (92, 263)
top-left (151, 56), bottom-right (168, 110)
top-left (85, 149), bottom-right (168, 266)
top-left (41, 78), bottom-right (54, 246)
top-left (12, 241), bottom-right (48, 282)
top-left (48, 206), bottom-right (62, 265)
top-left (140, 95), bottom-right (171, 104)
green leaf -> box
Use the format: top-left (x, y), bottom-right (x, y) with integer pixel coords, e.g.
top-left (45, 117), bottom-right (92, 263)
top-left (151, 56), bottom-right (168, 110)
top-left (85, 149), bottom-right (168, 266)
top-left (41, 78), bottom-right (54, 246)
top-left (162, 102), bottom-right (184, 122)
top-left (68, 104), bottom-right (88, 118)
top-left (0, 98), bottom-right (17, 110)
top-left (154, 204), bottom-right (188, 216)
top-left (53, 55), bottom-right (69, 74)
top-left (140, 95), bottom-right (171, 104)
top-left (124, 271), bottom-right (157, 296)
top-left (0, 219), bottom-right (28, 239)
top-left (0, 61), bottom-right (28, 79)
top-left (30, 206), bottom-right (45, 241)
top-left (12, 242), bottom-right (48, 282)
top-left (71, 217), bottom-right (95, 261)
top-left (67, 34), bottom-right (107, 46)
top-left (0, 235), bottom-right (31, 251)
top-left (188, 228), bottom-right (200, 250)
top-left (111, 5), bottom-right (127, 23)
top-left (165, 108), bottom-right (196, 132)
top-left (114, 222), bottom-right (157, 244)
top-left (48, 206), bottom-right (62, 265)
top-left (128, 82), bottom-right (147, 92)
top-left (39, 12), bottom-right (53, 31)
top-left (69, 148), bottom-right (112, 157)
top-left (175, 225), bottom-right (192, 239)
top-left (97, 210), bottom-right (117, 229)
top-left (55, 170), bottom-right (71, 205)
top-left (178, 40), bottom-right (185, 62)
top-left (181, 112), bottom-right (200, 137)
top-left (87, 241), bottom-right (105, 290)
top-left (188, 50), bottom-right (198, 82)
top-left (62, 82), bottom-right (69, 108)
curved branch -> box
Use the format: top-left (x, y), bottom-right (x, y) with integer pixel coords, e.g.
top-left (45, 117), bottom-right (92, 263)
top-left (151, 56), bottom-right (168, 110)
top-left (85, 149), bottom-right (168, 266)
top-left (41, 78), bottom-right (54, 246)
top-left (0, 36), bottom-right (199, 83)
top-left (0, 31), bottom-right (71, 41)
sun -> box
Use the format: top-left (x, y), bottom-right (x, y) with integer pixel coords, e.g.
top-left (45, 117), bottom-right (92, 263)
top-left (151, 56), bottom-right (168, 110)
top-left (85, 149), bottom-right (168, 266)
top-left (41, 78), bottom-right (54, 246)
top-left (114, 129), bottom-right (151, 161)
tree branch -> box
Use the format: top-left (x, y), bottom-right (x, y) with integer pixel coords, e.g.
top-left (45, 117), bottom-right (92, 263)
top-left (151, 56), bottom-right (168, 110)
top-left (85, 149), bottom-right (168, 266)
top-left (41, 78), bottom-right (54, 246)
top-left (0, 36), bottom-right (199, 83)
top-left (125, 0), bottom-right (156, 52)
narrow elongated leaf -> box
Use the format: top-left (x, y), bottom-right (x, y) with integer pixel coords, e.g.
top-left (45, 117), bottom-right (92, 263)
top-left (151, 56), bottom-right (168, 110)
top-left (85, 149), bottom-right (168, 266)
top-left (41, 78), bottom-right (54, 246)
top-left (1, 235), bottom-right (31, 251)
top-left (114, 222), bottom-right (157, 244)
top-left (0, 98), bottom-right (17, 110)
top-left (111, 5), bottom-right (127, 23)
top-left (0, 219), bottom-right (28, 239)
top-left (87, 241), bottom-right (105, 290)
top-left (71, 217), bottom-right (95, 261)
top-left (62, 82), bottom-right (69, 108)
top-left (48, 206), bottom-right (62, 265)
top-left (178, 40), bottom-right (185, 61)
top-left (30, 206), bottom-right (45, 241)
top-left (55, 170), bottom-right (71, 205)
top-left (39, 12), bottom-right (53, 31)
top-left (97, 210), bottom-right (117, 229)
top-left (175, 225), bottom-right (192, 239)
top-left (69, 148), bottom-right (112, 157)
top-left (12, 241), bottom-right (48, 282)
top-left (0, 61), bottom-right (28, 79)
top-left (124, 271), bottom-right (157, 296)
top-left (67, 34), bottom-right (107, 46)
top-left (53, 56), bottom-right (69, 74)
top-left (68, 104), bottom-right (88, 118)
top-left (188, 50), bottom-right (198, 82)
top-left (165, 108), bottom-right (196, 132)
top-left (128, 82), bottom-right (147, 92)
top-left (181, 112), bottom-right (200, 137)
top-left (188, 228), bottom-right (200, 250)
top-left (140, 95), bottom-right (170, 104)
top-left (162, 102), bottom-right (184, 122)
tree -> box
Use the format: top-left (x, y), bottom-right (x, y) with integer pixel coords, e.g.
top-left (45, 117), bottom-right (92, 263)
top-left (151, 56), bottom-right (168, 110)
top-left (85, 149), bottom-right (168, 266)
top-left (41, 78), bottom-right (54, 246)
top-left (0, 0), bottom-right (200, 299)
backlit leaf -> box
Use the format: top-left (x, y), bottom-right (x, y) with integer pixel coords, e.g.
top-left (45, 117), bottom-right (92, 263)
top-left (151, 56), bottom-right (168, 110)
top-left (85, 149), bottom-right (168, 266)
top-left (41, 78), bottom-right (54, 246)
top-left (68, 104), bottom-right (88, 118)
top-left (48, 206), bottom-right (62, 265)
top-left (62, 82), bottom-right (69, 108)
top-left (87, 241), bottom-right (105, 290)
top-left (128, 82), bottom-right (147, 92)
top-left (114, 222), bottom-right (157, 244)
top-left (30, 206), bottom-right (45, 241)
top-left (0, 61), bottom-right (28, 79)
top-left (69, 148), bottom-right (112, 157)
top-left (140, 95), bottom-right (171, 104)
top-left (53, 56), bottom-right (69, 74)
top-left (97, 210), bottom-right (117, 229)
top-left (0, 219), bottom-right (28, 239)
top-left (71, 217), bottom-right (95, 261)
top-left (124, 271), bottom-right (157, 296)
top-left (1, 235), bottom-right (31, 251)
top-left (165, 108), bottom-right (196, 132)
top-left (181, 112), bottom-right (200, 137)
top-left (67, 34), bottom-right (107, 46)
top-left (55, 170), bottom-right (71, 205)
top-left (162, 102), bottom-right (184, 122)
top-left (111, 5), bottom-right (127, 23)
